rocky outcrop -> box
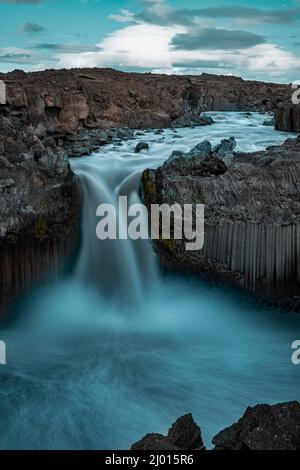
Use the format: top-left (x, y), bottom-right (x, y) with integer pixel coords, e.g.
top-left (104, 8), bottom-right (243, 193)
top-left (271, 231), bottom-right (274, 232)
top-left (0, 114), bottom-right (80, 314)
top-left (141, 136), bottom-right (300, 307)
top-left (213, 401), bottom-right (300, 450)
top-left (62, 127), bottom-right (134, 157)
top-left (131, 414), bottom-right (205, 451)
top-left (275, 104), bottom-right (300, 132)
top-left (135, 142), bottom-right (149, 154)
top-left (131, 401), bottom-right (300, 451)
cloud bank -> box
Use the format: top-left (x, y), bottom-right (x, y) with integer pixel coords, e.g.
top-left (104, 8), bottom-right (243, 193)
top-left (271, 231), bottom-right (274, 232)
top-left (1, 0), bottom-right (300, 82)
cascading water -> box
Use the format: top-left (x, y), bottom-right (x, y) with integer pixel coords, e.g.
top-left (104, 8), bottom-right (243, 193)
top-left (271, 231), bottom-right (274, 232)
top-left (0, 112), bottom-right (300, 450)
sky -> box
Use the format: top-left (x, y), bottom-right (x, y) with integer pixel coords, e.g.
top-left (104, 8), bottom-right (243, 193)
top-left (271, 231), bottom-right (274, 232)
top-left (0, 0), bottom-right (300, 82)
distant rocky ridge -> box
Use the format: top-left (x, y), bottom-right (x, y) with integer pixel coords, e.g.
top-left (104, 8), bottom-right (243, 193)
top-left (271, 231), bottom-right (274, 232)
top-left (141, 135), bottom-right (300, 307)
top-left (131, 401), bottom-right (300, 450)
top-left (0, 68), bottom-right (297, 311)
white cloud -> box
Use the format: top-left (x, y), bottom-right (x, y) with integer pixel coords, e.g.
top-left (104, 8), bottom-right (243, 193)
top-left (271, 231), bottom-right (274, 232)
top-left (55, 22), bottom-right (300, 82)
top-left (109, 9), bottom-right (135, 24)
top-left (57, 24), bottom-right (183, 69)
top-left (245, 43), bottom-right (300, 73)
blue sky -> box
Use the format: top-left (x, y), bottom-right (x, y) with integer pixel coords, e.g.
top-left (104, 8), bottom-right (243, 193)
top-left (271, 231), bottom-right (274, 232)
top-left (0, 0), bottom-right (300, 82)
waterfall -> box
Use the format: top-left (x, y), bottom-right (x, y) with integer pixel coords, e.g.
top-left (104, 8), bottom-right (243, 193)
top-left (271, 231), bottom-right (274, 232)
top-left (73, 161), bottom-right (158, 303)
top-left (70, 112), bottom-right (296, 304)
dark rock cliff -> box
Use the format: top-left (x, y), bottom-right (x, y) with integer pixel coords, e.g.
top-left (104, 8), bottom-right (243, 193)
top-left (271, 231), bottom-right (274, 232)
top-left (0, 68), bottom-right (291, 133)
top-left (131, 414), bottom-right (205, 451)
top-left (275, 104), bottom-right (300, 132)
top-left (0, 114), bottom-right (80, 313)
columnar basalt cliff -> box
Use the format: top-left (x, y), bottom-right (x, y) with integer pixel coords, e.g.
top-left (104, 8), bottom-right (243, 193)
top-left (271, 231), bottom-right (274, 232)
top-left (0, 68), bottom-right (295, 311)
top-left (141, 136), bottom-right (300, 307)
top-left (0, 114), bottom-right (80, 313)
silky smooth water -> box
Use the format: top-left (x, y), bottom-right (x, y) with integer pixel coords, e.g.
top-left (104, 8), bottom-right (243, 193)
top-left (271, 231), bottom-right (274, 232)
top-left (0, 112), bottom-right (299, 450)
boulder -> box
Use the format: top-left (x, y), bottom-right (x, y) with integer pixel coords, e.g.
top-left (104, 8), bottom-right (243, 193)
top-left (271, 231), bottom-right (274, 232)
top-left (212, 136), bottom-right (236, 157)
top-left (200, 115), bottom-right (215, 125)
top-left (167, 414), bottom-right (205, 450)
top-left (168, 138), bottom-right (236, 166)
top-left (212, 137), bottom-right (236, 167)
top-left (131, 414), bottom-right (205, 451)
top-left (186, 140), bottom-right (212, 159)
top-left (135, 142), bottom-right (149, 153)
top-left (131, 434), bottom-right (181, 451)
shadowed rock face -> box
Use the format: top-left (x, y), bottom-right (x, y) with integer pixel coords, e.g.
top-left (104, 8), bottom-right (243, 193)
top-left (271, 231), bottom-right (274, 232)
top-left (131, 402), bottom-right (300, 451)
top-left (141, 136), bottom-right (300, 306)
top-left (0, 114), bottom-right (80, 314)
top-left (131, 414), bottom-right (205, 451)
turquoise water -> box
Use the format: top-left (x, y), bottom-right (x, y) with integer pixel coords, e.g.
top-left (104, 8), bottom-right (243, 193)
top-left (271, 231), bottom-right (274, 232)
top-left (0, 112), bottom-right (299, 449)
